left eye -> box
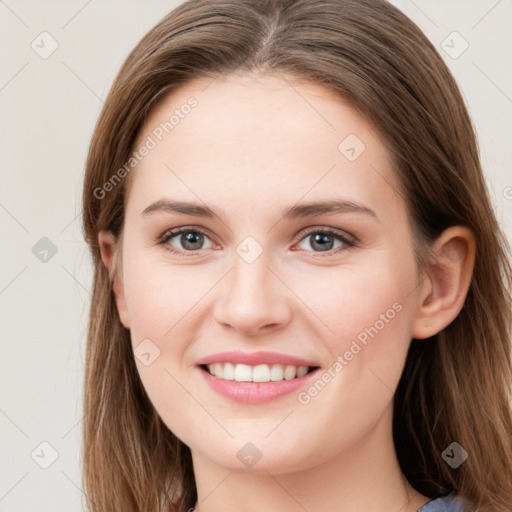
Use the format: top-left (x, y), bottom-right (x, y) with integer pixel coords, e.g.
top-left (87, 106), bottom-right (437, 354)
top-left (296, 230), bottom-right (354, 253)
top-left (159, 228), bottom-right (214, 253)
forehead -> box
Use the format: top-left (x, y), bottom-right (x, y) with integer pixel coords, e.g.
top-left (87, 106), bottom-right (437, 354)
top-left (127, 72), bottom-right (404, 223)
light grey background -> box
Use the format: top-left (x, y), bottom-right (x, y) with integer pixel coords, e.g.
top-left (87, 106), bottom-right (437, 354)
top-left (1, 1), bottom-right (511, 511)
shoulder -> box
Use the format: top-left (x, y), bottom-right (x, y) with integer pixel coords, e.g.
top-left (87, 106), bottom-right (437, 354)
top-left (417, 494), bottom-right (469, 512)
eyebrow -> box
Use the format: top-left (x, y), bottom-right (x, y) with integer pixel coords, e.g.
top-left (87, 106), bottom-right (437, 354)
top-left (141, 198), bottom-right (378, 220)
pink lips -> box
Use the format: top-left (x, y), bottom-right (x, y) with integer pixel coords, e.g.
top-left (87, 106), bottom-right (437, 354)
top-left (195, 350), bottom-right (321, 404)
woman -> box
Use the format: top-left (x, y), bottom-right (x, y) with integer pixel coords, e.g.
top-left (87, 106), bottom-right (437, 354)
top-left (81, 1), bottom-right (512, 511)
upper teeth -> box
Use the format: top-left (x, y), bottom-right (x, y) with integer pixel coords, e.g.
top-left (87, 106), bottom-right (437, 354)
top-left (207, 363), bottom-right (309, 382)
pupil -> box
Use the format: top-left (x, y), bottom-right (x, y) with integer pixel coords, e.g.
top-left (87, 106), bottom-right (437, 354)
top-left (182, 232), bottom-right (203, 250)
top-left (311, 233), bottom-right (333, 252)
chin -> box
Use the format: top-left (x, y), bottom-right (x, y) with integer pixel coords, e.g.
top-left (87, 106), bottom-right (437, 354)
top-left (191, 437), bottom-right (318, 475)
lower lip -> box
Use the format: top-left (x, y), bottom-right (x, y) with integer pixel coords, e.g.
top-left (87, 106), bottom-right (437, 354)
top-left (196, 366), bottom-right (320, 404)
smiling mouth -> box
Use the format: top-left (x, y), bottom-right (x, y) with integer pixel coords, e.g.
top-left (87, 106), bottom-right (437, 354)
top-left (199, 363), bottom-right (320, 383)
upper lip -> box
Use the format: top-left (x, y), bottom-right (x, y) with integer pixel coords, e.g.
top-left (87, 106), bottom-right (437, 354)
top-left (195, 350), bottom-right (320, 368)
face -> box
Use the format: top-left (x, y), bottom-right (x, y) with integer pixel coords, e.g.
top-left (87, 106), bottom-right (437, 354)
top-left (110, 72), bottom-right (425, 474)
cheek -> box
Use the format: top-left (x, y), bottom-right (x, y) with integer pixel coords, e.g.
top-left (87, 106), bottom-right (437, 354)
top-left (121, 256), bottom-right (205, 438)
top-left (287, 264), bottom-right (416, 449)
top-left (122, 254), bottom-right (211, 342)
top-left (292, 259), bottom-right (416, 351)
top-left (287, 253), bottom-right (418, 410)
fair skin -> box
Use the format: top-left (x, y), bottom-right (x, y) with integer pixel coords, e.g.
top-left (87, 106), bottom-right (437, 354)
top-left (98, 73), bottom-right (475, 512)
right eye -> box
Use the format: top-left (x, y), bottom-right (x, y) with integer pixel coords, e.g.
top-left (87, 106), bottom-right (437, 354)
top-left (158, 227), bottom-right (216, 255)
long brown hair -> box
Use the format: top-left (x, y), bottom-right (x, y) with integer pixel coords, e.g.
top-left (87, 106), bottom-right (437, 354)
top-left (81, 1), bottom-right (512, 511)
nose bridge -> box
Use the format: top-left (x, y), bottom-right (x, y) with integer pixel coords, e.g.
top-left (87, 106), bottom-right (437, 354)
top-left (213, 238), bottom-right (290, 335)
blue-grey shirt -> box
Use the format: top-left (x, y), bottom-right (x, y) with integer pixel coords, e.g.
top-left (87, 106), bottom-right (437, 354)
top-left (417, 494), bottom-right (468, 512)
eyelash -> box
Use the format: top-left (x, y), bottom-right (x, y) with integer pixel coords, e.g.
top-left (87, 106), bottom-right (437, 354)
top-left (156, 225), bottom-right (357, 257)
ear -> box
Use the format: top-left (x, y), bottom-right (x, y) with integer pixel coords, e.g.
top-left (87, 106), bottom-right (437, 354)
top-left (411, 226), bottom-right (475, 339)
top-left (98, 230), bottom-right (130, 329)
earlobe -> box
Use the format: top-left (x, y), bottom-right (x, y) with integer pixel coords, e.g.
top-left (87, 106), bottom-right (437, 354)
top-left (97, 230), bottom-right (131, 329)
top-left (412, 226), bottom-right (475, 339)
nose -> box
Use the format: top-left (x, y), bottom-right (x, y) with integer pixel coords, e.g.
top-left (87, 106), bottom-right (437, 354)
top-left (213, 250), bottom-right (292, 337)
